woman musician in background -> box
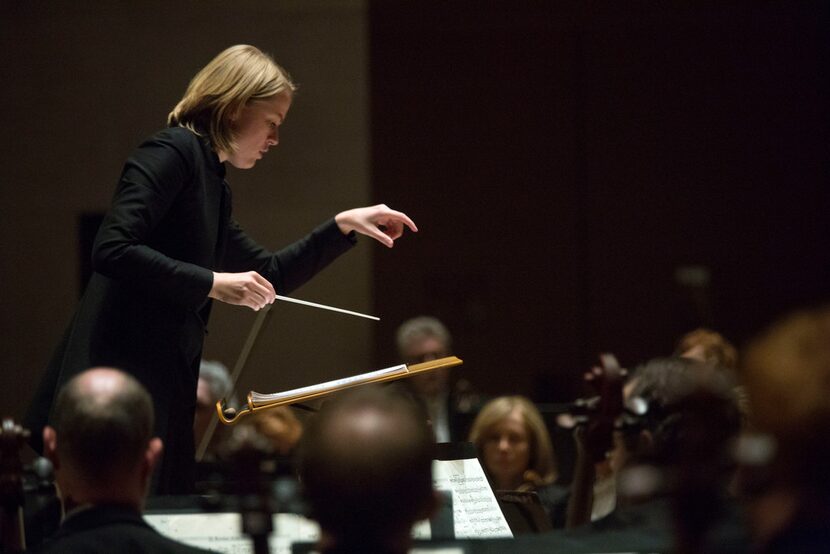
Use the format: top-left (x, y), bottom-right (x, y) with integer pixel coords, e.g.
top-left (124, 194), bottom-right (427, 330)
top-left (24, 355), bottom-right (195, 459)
top-left (469, 396), bottom-right (569, 528)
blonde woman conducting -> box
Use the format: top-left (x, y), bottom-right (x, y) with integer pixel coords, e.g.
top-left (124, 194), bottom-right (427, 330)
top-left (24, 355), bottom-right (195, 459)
top-left (26, 45), bottom-right (416, 494)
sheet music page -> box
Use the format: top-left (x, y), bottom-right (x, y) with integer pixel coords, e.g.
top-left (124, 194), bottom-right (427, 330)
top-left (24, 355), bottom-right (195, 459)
top-left (431, 458), bottom-right (513, 539)
top-left (251, 364), bottom-right (408, 405)
top-left (411, 519), bottom-right (431, 539)
top-left (145, 512), bottom-right (320, 554)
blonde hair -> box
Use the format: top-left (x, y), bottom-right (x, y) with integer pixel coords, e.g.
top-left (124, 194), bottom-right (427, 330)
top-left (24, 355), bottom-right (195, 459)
top-left (468, 396), bottom-right (558, 486)
top-left (168, 44), bottom-right (296, 154)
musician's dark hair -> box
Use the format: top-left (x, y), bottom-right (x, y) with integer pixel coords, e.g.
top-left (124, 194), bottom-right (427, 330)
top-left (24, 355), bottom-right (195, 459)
top-left (628, 356), bottom-right (740, 466)
top-left (298, 385), bottom-right (435, 547)
top-left (51, 368), bottom-right (154, 484)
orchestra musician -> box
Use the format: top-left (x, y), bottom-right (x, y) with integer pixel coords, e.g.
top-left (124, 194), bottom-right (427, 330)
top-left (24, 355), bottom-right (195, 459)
top-left (24, 44), bottom-right (417, 495)
top-left (298, 385), bottom-right (438, 553)
top-left (33, 368), bottom-right (211, 553)
top-left (468, 395), bottom-right (569, 528)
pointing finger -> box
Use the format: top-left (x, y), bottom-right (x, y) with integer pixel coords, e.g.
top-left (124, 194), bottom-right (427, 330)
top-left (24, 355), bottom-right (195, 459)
top-left (386, 209), bottom-right (418, 233)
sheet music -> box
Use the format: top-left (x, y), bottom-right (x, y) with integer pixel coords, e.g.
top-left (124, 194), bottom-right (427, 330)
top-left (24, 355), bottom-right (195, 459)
top-left (145, 512), bottom-right (320, 554)
top-left (147, 511), bottom-right (466, 553)
top-left (250, 364), bottom-right (408, 405)
top-left (431, 458), bottom-right (513, 539)
top-left (412, 519), bottom-right (431, 539)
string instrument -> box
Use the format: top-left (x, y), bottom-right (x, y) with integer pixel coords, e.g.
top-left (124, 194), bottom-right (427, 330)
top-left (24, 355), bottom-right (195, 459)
top-left (581, 353), bottom-right (625, 463)
top-left (0, 418), bottom-right (30, 553)
top-left (555, 354), bottom-right (627, 458)
top-left (564, 353), bottom-right (626, 528)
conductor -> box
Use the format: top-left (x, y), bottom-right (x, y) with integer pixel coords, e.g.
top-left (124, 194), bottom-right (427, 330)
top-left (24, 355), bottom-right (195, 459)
top-left (25, 44), bottom-right (417, 494)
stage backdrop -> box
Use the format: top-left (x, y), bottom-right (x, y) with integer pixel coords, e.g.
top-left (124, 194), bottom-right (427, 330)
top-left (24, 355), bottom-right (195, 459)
top-left (369, 1), bottom-right (829, 401)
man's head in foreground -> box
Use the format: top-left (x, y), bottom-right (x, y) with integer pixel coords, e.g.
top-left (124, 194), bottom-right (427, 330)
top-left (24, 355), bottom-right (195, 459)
top-left (299, 385), bottom-right (437, 552)
top-left (43, 367), bottom-right (162, 511)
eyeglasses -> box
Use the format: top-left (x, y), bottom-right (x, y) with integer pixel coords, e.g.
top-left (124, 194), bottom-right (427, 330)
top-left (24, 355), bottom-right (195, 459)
top-left (404, 350), bottom-right (450, 365)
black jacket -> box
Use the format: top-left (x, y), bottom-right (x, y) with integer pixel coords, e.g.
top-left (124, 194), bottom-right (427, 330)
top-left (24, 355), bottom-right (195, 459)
top-left (30, 504), bottom-right (212, 554)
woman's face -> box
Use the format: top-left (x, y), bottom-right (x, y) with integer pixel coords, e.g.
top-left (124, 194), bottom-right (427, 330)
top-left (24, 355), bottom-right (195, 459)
top-left (482, 409), bottom-right (531, 489)
top-left (221, 92), bottom-right (292, 169)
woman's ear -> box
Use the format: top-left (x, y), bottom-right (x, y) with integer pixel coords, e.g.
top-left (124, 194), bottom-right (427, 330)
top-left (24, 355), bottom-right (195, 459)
top-left (227, 101), bottom-right (247, 124)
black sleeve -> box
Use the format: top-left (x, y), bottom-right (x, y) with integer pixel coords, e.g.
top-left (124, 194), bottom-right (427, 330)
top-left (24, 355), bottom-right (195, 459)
top-left (220, 218), bottom-right (357, 295)
top-left (91, 131), bottom-right (214, 309)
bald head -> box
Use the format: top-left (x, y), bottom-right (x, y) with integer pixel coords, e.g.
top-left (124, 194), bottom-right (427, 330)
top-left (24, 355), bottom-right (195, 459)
top-left (299, 386), bottom-right (435, 545)
top-left (323, 402), bottom-right (409, 454)
top-left (51, 368), bottom-right (155, 485)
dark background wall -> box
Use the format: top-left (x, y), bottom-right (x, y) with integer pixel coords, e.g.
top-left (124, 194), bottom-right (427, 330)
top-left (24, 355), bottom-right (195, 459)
top-left (370, 1), bottom-right (829, 401)
top-left (0, 1), bottom-right (826, 425)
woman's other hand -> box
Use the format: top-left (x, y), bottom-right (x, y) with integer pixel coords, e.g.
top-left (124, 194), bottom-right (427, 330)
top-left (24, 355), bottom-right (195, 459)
top-left (335, 204), bottom-right (418, 248)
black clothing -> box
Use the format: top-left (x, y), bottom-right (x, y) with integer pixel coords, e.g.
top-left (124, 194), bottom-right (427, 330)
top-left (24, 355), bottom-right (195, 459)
top-left (30, 504), bottom-right (211, 554)
top-left (398, 381), bottom-right (482, 443)
top-left (25, 127), bottom-right (355, 493)
top-left (534, 482), bottom-right (569, 529)
top-left (471, 497), bottom-right (749, 554)
top-left (761, 516), bottom-right (830, 553)
top-left (568, 496), bottom-right (749, 553)
top-left (317, 542), bottom-right (405, 554)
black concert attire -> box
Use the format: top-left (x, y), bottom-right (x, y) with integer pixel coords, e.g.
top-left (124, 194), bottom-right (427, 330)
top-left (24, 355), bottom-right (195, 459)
top-left (30, 504), bottom-right (211, 553)
top-left (25, 127), bottom-right (355, 493)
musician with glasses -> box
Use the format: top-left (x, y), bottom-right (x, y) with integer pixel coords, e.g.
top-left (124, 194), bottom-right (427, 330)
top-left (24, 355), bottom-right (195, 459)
top-left (395, 316), bottom-right (482, 443)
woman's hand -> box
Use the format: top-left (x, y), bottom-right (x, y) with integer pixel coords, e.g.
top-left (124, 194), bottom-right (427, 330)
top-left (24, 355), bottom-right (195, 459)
top-left (209, 271), bottom-right (276, 311)
top-left (335, 204), bottom-right (418, 248)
